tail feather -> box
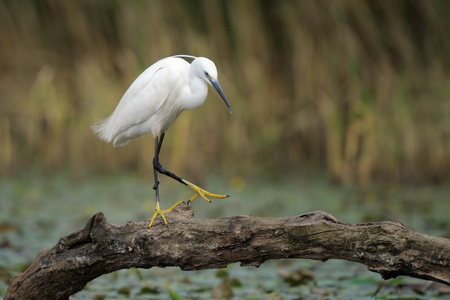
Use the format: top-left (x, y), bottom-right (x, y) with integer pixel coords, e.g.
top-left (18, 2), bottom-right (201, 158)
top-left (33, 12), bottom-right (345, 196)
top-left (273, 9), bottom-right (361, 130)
top-left (91, 116), bottom-right (113, 143)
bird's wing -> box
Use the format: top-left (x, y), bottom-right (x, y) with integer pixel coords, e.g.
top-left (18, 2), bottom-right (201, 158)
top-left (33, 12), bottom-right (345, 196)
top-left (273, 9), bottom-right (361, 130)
top-left (117, 67), bottom-right (170, 123)
top-left (94, 59), bottom-right (179, 143)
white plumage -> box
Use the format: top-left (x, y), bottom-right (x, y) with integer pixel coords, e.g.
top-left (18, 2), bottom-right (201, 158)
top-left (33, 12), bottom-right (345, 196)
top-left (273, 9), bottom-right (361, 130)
top-left (92, 55), bottom-right (232, 228)
top-left (92, 55), bottom-right (232, 147)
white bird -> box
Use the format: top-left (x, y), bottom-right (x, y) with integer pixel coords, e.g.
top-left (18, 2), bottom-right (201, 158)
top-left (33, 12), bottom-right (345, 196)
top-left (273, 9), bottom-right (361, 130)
top-left (92, 55), bottom-right (232, 228)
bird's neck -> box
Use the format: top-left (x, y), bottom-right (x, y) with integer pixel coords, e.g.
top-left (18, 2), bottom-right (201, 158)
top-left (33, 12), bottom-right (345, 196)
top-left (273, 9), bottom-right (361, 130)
top-left (184, 74), bottom-right (208, 110)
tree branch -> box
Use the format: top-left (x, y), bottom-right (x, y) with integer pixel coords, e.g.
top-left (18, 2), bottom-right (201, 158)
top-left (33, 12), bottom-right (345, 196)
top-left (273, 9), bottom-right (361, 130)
top-left (5, 207), bottom-right (450, 299)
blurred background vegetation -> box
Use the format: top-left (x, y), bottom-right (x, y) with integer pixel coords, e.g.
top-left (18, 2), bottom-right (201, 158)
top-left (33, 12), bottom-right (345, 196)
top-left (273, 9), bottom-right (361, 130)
top-left (1, 1), bottom-right (450, 298)
top-left (0, 0), bottom-right (449, 186)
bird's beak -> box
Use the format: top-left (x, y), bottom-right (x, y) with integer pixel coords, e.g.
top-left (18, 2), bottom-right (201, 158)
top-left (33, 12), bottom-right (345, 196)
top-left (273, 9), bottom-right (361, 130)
top-left (210, 79), bottom-right (233, 114)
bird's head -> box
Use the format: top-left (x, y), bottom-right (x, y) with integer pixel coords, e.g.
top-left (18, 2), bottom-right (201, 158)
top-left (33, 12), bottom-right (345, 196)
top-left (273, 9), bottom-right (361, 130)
top-left (193, 57), bottom-right (218, 81)
top-left (193, 57), bottom-right (233, 114)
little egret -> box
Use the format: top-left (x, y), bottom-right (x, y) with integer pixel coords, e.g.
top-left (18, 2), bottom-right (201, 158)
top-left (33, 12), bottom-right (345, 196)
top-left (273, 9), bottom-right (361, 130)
top-left (92, 55), bottom-right (232, 228)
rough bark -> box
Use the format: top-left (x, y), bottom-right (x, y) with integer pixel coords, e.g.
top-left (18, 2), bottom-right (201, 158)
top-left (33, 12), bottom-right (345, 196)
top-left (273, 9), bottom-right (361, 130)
top-left (5, 207), bottom-right (450, 299)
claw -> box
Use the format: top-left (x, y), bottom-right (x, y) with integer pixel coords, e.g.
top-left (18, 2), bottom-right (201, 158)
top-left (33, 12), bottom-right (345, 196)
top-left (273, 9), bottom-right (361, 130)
top-left (183, 180), bottom-right (229, 204)
top-left (148, 201), bottom-right (183, 228)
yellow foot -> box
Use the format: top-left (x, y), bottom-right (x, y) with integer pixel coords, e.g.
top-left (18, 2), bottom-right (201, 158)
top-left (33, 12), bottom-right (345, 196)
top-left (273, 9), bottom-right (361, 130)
top-left (148, 201), bottom-right (183, 228)
top-left (183, 180), bottom-right (229, 204)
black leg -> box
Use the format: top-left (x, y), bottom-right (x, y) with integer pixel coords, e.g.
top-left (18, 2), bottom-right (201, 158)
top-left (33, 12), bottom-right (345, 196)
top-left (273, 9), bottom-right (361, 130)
top-left (150, 133), bottom-right (228, 214)
top-left (153, 133), bottom-right (187, 186)
top-left (149, 134), bottom-right (186, 228)
top-left (152, 133), bottom-right (186, 214)
top-left (153, 136), bottom-right (161, 206)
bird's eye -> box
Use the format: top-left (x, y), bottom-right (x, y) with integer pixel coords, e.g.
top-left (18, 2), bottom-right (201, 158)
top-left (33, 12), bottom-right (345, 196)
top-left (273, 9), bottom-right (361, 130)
top-left (204, 71), bottom-right (210, 77)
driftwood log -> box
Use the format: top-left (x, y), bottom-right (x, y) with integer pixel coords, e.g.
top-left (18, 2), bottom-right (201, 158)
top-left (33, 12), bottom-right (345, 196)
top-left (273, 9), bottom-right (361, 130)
top-left (5, 207), bottom-right (450, 299)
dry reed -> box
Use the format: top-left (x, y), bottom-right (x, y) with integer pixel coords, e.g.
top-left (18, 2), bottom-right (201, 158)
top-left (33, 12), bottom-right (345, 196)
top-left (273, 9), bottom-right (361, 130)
top-left (0, 0), bottom-right (449, 185)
